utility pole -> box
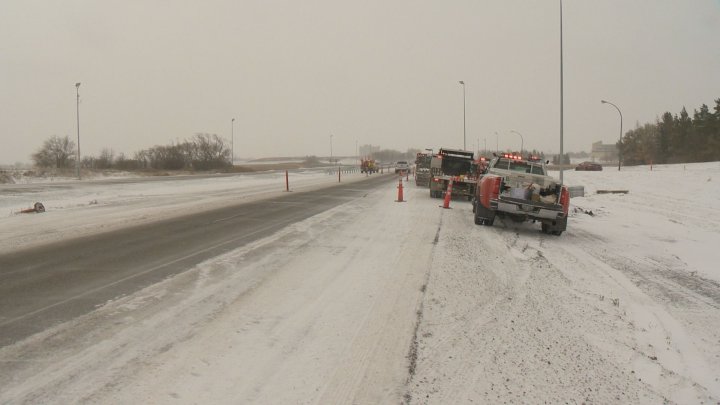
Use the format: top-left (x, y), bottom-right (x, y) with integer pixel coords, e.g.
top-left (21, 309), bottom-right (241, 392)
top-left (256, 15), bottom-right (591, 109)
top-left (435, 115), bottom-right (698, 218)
top-left (231, 118), bottom-right (235, 166)
top-left (559, 0), bottom-right (565, 184)
top-left (75, 82), bottom-right (81, 180)
top-left (459, 81), bottom-right (466, 150)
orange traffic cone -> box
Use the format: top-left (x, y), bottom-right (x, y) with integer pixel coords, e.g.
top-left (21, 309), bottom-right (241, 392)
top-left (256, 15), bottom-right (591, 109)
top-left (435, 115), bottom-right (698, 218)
top-left (396, 178), bottom-right (405, 202)
top-left (441, 179), bottom-right (453, 209)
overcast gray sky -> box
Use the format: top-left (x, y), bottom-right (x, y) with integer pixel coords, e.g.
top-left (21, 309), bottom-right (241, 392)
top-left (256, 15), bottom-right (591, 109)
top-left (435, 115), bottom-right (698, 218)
top-left (2, 0), bottom-right (719, 164)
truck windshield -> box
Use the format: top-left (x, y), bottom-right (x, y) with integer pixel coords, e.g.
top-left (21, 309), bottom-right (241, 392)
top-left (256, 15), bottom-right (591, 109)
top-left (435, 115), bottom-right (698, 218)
top-left (495, 158), bottom-right (545, 175)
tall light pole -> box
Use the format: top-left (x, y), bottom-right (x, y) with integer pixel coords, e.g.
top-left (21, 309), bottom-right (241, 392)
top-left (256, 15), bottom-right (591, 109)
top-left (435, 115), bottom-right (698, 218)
top-left (75, 82), bottom-right (81, 180)
top-left (559, 0), bottom-right (565, 184)
top-left (459, 81), bottom-right (466, 150)
top-left (330, 134), bottom-right (333, 164)
top-left (231, 118), bottom-right (235, 166)
top-left (494, 131), bottom-right (499, 152)
top-left (510, 130), bottom-right (524, 155)
top-left (601, 100), bottom-right (623, 171)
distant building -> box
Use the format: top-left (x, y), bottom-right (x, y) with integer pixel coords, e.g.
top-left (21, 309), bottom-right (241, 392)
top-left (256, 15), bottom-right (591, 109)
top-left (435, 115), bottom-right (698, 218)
top-left (591, 141), bottom-right (618, 162)
top-left (359, 144), bottom-right (380, 157)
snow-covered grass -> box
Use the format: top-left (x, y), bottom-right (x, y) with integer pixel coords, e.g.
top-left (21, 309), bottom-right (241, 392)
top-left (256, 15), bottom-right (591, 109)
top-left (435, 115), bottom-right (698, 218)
top-left (1, 162), bottom-right (718, 404)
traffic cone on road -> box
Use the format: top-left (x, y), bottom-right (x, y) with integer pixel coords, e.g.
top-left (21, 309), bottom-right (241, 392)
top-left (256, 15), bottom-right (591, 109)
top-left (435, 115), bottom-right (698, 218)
top-left (441, 179), bottom-right (453, 209)
top-left (396, 178), bottom-right (405, 202)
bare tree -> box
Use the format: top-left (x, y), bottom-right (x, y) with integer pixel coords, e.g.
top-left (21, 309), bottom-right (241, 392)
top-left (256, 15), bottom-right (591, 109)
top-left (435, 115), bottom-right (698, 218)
top-left (95, 148), bottom-right (115, 169)
top-left (191, 133), bottom-right (230, 170)
top-left (31, 135), bottom-right (76, 168)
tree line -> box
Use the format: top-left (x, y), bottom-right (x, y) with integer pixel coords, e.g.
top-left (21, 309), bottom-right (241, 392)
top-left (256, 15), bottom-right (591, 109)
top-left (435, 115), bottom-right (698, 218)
top-left (621, 98), bottom-right (720, 165)
top-left (31, 97), bottom-right (719, 172)
top-left (31, 133), bottom-right (230, 171)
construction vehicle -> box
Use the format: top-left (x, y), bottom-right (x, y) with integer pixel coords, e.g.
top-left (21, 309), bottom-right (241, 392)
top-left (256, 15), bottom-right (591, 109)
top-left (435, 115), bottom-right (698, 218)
top-left (473, 153), bottom-right (569, 235)
top-left (415, 152), bottom-right (432, 187)
top-left (429, 148), bottom-right (476, 200)
top-left (361, 158), bottom-right (378, 174)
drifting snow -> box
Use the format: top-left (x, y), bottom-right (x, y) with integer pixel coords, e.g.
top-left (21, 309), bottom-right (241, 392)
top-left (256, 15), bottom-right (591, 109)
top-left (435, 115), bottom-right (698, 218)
top-left (0, 162), bottom-right (718, 404)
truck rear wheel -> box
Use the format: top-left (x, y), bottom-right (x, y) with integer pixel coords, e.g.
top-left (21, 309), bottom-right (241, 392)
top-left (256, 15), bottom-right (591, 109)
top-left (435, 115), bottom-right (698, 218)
top-left (541, 217), bottom-right (566, 236)
top-left (474, 203), bottom-right (495, 226)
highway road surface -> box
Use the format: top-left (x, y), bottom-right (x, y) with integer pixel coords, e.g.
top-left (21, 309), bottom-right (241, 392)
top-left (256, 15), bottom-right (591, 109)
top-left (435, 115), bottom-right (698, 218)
top-left (0, 173), bottom-right (394, 347)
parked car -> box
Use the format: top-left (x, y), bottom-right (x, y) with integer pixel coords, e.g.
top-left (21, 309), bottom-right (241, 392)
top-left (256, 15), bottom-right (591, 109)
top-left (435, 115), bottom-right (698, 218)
top-left (575, 161), bottom-right (603, 171)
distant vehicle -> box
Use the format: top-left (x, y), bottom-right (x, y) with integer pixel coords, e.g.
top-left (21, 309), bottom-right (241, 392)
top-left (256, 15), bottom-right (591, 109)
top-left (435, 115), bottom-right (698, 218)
top-left (395, 161), bottom-right (410, 174)
top-left (361, 158), bottom-right (378, 174)
top-left (575, 161), bottom-right (603, 171)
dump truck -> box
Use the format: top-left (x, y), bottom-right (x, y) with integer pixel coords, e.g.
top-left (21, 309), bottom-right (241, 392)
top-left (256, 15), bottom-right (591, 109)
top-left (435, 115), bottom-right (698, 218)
top-left (415, 152), bottom-right (432, 187)
top-left (472, 153), bottom-right (569, 235)
top-left (429, 148), bottom-right (476, 200)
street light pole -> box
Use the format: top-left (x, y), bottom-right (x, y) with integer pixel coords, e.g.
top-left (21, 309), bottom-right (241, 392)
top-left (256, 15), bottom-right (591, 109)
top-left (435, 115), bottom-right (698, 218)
top-left (231, 118), bottom-right (235, 166)
top-left (75, 82), bottom-right (81, 180)
top-left (559, 0), bottom-right (565, 184)
top-left (330, 134), bottom-right (333, 164)
top-left (459, 81), bottom-right (466, 150)
top-left (511, 130), bottom-right (524, 155)
top-left (495, 131), bottom-right (499, 152)
top-left (601, 100), bottom-right (623, 171)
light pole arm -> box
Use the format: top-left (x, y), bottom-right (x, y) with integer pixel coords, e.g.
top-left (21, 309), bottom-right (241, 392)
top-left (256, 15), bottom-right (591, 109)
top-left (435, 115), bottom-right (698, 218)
top-left (601, 100), bottom-right (623, 170)
top-left (511, 130), bottom-right (524, 155)
top-left (601, 101), bottom-right (623, 132)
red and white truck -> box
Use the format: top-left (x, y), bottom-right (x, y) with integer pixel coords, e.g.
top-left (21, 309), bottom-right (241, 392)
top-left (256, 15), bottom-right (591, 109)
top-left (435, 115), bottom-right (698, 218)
top-left (429, 148), bottom-right (477, 200)
top-left (472, 154), bottom-right (569, 235)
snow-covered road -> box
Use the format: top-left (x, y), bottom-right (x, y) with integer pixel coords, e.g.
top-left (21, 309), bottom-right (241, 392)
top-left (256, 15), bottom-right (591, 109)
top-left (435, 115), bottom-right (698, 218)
top-left (1, 163), bottom-right (718, 404)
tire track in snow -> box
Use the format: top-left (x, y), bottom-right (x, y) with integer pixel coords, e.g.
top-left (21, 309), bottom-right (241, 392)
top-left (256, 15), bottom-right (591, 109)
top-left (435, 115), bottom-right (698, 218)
top-left (538, 228), bottom-right (720, 402)
top-left (407, 204), bottom-right (663, 404)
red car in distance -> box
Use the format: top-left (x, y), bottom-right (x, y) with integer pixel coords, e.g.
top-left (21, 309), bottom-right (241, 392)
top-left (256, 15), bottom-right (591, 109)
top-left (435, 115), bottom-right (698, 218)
top-left (575, 161), bottom-right (603, 171)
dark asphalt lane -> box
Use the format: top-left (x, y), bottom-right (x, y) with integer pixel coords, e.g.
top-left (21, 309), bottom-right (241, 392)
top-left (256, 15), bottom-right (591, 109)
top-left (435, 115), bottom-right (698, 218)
top-left (0, 174), bottom-right (395, 347)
